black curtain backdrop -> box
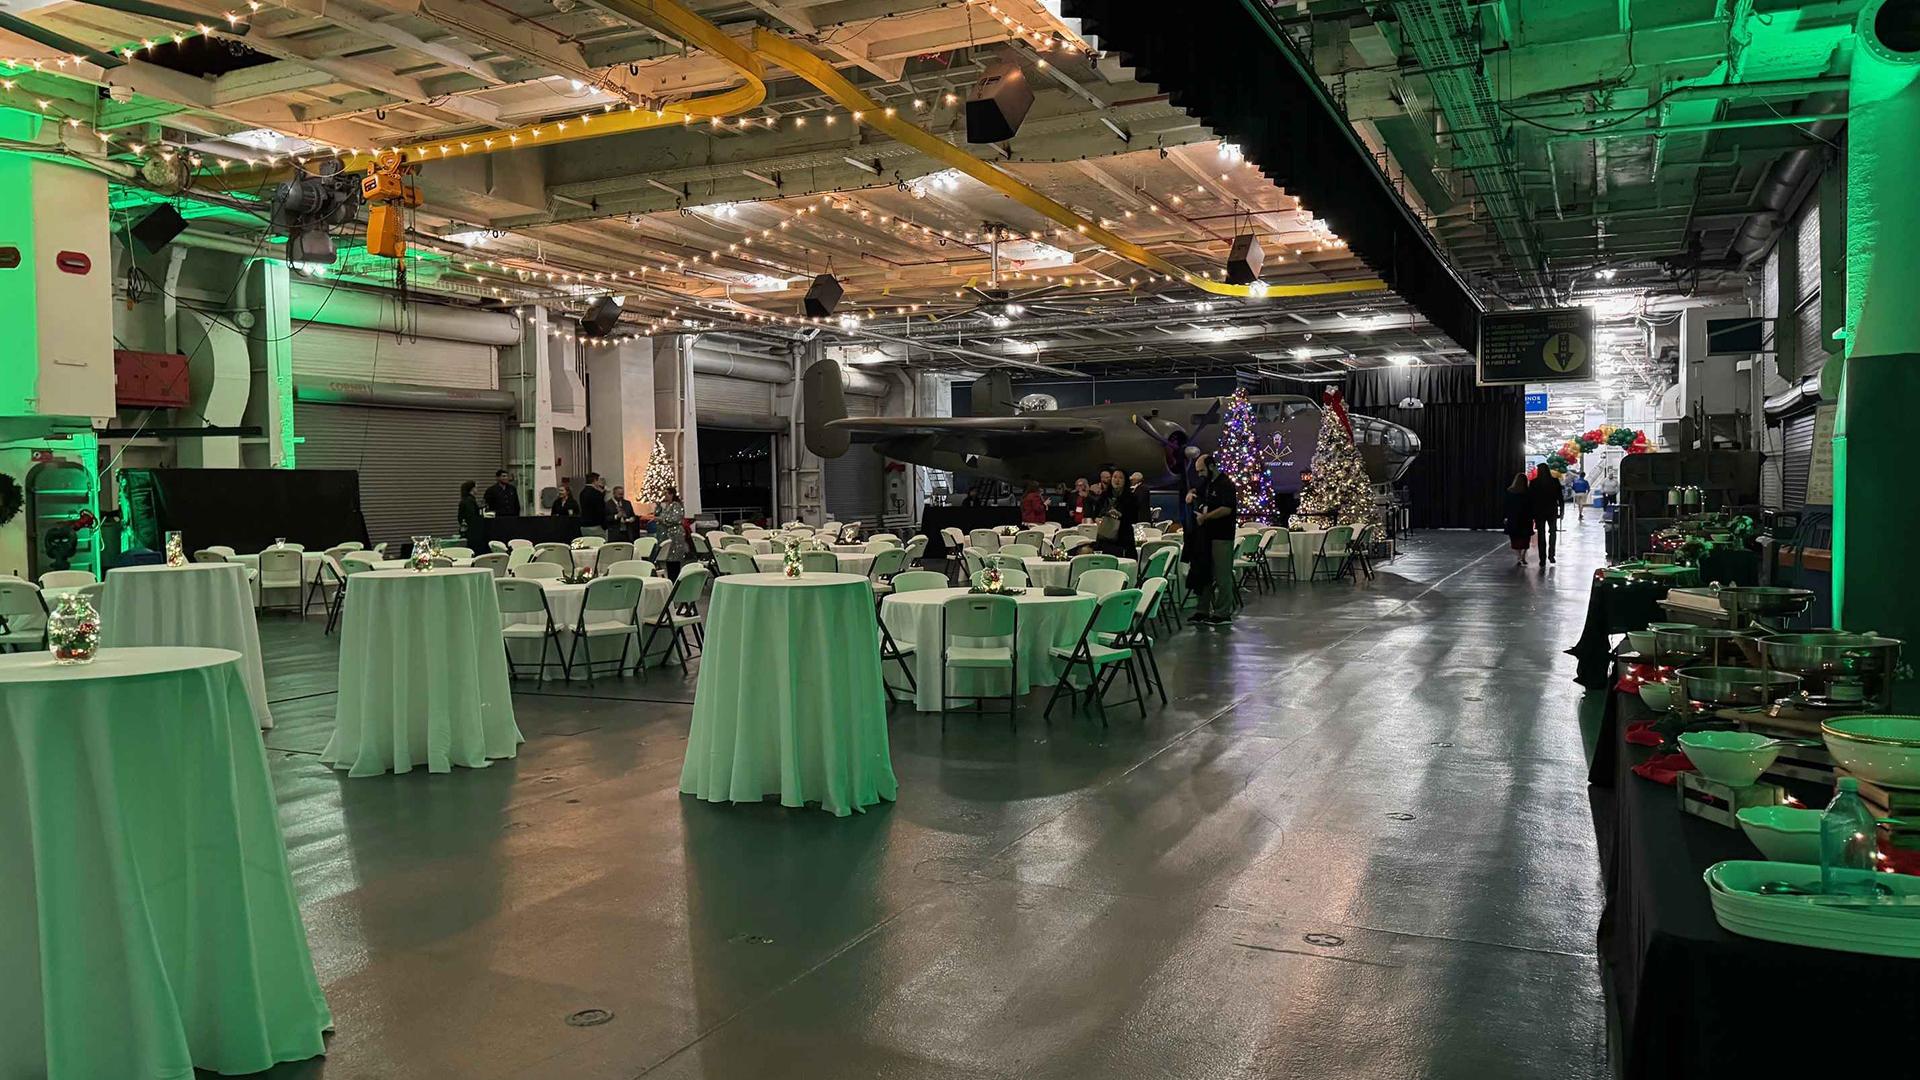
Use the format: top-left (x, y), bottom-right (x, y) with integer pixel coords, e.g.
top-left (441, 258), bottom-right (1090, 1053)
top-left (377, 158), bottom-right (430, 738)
top-left (121, 468), bottom-right (369, 553)
top-left (1347, 367), bottom-right (1524, 530)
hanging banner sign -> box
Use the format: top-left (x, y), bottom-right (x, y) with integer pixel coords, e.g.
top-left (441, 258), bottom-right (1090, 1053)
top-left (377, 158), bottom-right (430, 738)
top-left (1477, 307), bottom-right (1596, 385)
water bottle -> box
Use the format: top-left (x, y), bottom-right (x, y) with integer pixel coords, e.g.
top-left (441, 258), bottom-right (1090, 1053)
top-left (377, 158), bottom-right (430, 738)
top-left (1820, 778), bottom-right (1880, 896)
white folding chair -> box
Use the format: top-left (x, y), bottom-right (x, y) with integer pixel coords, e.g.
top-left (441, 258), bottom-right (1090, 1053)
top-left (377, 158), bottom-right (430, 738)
top-left (640, 565), bottom-right (709, 674)
top-left (633, 536), bottom-right (658, 560)
top-left (566, 575), bottom-right (646, 683)
top-left (439, 546), bottom-right (475, 559)
top-left (496, 578), bottom-right (567, 681)
top-left (0, 579), bottom-right (49, 652)
top-left (1076, 568), bottom-right (1129, 598)
top-left (471, 553), bottom-right (511, 578)
top-left (939, 593), bottom-right (1018, 726)
top-left (511, 561), bottom-right (565, 581)
top-left (967, 528), bottom-right (1001, 551)
top-left (39, 569), bottom-right (95, 589)
top-left (256, 549), bottom-right (306, 615)
top-left (574, 535), bottom-right (606, 549)
top-left (606, 559), bottom-right (657, 579)
top-left (1044, 589), bottom-right (1147, 725)
top-left (1067, 553), bottom-right (1119, 589)
top-left (592, 542), bottom-right (635, 574)
top-left (799, 549), bottom-right (840, 573)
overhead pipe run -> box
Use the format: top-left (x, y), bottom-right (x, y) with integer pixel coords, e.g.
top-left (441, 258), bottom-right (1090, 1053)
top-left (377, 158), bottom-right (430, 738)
top-left (1726, 96), bottom-right (1847, 267)
top-left (289, 283), bottom-right (522, 345)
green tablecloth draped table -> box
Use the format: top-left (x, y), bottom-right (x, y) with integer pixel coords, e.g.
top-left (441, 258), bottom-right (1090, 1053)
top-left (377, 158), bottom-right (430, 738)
top-left (322, 567), bottom-right (522, 777)
top-left (879, 586), bottom-right (1097, 711)
top-left (0, 647), bottom-right (330, 1079)
top-left (103, 562), bottom-right (274, 729)
top-left (679, 573), bottom-right (896, 816)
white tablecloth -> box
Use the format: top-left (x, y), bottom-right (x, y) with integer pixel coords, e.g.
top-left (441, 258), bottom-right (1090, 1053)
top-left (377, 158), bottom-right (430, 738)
top-left (755, 551), bottom-right (877, 577)
top-left (502, 577), bottom-right (674, 677)
top-left (0, 647), bottom-right (330, 1078)
top-left (1288, 530), bottom-right (1329, 575)
top-left (322, 568), bottom-right (520, 776)
top-left (880, 587), bottom-right (1096, 711)
top-left (101, 563), bottom-right (274, 730)
top-left (1020, 557), bottom-right (1138, 591)
top-left (830, 544), bottom-right (869, 556)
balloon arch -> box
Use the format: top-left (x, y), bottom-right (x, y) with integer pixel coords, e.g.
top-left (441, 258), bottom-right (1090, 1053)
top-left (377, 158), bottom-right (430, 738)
top-left (1531, 425), bottom-right (1650, 479)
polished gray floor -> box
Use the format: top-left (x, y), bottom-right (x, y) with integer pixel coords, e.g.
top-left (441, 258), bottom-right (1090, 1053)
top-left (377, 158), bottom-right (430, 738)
top-left (243, 521), bottom-right (1609, 1079)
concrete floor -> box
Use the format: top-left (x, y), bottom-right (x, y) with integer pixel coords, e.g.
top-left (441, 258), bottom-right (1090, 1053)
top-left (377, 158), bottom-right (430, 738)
top-left (242, 521), bottom-right (1609, 1080)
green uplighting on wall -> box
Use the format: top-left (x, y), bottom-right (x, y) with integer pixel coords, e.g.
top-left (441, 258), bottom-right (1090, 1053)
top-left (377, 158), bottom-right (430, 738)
top-left (0, 107), bottom-right (44, 143)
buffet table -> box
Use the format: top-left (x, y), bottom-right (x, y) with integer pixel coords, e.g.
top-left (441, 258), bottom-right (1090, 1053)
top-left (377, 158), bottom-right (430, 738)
top-left (101, 562), bottom-right (275, 729)
top-left (322, 568), bottom-right (521, 776)
top-left (680, 573), bottom-right (895, 815)
top-left (0, 647), bottom-right (330, 1078)
top-left (1589, 689), bottom-right (1917, 1079)
top-left (1567, 578), bottom-right (1671, 689)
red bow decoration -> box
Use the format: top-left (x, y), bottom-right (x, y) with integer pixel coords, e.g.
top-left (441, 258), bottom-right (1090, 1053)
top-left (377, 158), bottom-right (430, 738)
top-left (1320, 385), bottom-right (1354, 439)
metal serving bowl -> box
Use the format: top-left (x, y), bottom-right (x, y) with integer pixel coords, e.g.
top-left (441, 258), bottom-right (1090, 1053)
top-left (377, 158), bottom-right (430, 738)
top-left (1757, 633), bottom-right (1904, 708)
top-left (1653, 626), bottom-right (1755, 668)
top-left (1673, 666), bottom-right (1802, 708)
top-left (1716, 586), bottom-right (1816, 628)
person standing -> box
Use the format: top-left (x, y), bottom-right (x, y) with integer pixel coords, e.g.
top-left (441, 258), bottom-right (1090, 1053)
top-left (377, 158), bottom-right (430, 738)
top-left (578, 471), bottom-right (608, 537)
top-left (1570, 471), bottom-right (1592, 520)
top-left (1505, 473), bottom-right (1536, 567)
top-left (1020, 480), bottom-right (1048, 525)
top-left (1107, 471), bottom-right (1147, 559)
top-left (551, 479), bottom-right (580, 518)
top-left (653, 486), bottom-right (688, 578)
top-left (484, 468), bottom-right (521, 517)
top-left (610, 485), bottom-right (637, 540)
top-left (1186, 452), bottom-right (1238, 625)
top-left (1527, 466), bottom-right (1564, 568)
top-left (1069, 477), bottom-right (1093, 524)
top-left (458, 480), bottom-right (485, 553)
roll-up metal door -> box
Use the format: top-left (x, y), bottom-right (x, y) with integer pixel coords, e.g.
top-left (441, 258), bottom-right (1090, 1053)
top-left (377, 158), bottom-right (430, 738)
top-left (293, 402), bottom-right (505, 545)
top-left (1779, 410), bottom-right (1817, 512)
top-left (1790, 203), bottom-right (1827, 375)
top-left (694, 373), bottom-right (774, 425)
top-left (823, 392), bottom-right (883, 522)
top-left (292, 324), bottom-right (497, 389)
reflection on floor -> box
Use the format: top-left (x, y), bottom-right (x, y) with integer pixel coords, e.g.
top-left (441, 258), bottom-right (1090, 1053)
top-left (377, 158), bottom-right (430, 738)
top-left (241, 522), bottom-right (1610, 1079)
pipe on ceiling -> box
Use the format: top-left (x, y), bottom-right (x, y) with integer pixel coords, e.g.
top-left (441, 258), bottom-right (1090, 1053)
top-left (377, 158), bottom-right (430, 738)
top-left (292, 375), bottom-right (516, 411)
top-left (289, 281), bottom-right (523, 344)
top-left (1724, 95), bottom-right (1846, 267)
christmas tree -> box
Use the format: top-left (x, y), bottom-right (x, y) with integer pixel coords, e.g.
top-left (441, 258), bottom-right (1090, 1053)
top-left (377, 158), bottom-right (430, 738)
top-left (638, 433), bottom-right (678, 505)
top-left (1289, 387), bottom-right (1374, 530)
top-left (1213, 388), bottom-right (1279, 524)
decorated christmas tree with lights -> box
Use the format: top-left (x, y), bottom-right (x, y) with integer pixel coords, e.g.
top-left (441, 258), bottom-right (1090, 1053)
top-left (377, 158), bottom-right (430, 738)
top-left (638, 433), bottom-right (678, 505)
top-left (1213, 388), bottom-right (1279, 524)
top-left (1290, 387), bottom-right (1375, 531)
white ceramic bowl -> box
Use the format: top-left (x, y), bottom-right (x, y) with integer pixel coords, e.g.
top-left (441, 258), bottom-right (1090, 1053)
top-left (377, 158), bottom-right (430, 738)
top-left (1677, 730), bottom-right (1781, 788)
top-left (1822, 715), bottom-right (1920, 789)
top-left (1735, 805), bottom-right (1823, 863)
top-left (1638, 680), bottom-right (1675, 711)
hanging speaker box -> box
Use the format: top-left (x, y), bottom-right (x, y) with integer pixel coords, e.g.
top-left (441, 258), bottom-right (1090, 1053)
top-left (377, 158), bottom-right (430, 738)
top-left (803, 273), bottom-right (843, 318)
top-left (965, 57), bottom-right (1034, 144)
top-left (130, 203), bottom-right (187, 254)
top-left (583, 295), bottom-right (624, 335)
top-left (1226, 233), bottom-right (1264, 285)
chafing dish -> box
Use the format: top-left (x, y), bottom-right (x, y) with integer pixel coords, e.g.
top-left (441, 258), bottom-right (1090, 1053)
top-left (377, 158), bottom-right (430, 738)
top-left (1673, 666), bottom-right (1802, 708)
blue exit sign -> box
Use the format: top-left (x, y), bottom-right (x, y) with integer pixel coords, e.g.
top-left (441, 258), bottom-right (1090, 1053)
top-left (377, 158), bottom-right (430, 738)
top-left (1524, 392), bottom-right (1549, 413)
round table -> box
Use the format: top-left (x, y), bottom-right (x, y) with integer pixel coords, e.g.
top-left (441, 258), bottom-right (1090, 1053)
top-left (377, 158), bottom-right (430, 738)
top-left (102, 563), bottom-right (274, 730)
top-left (0, 647), bottom-right (330, 1078)
top-left (880, 586), bottom-right (1097, 711)
top-left (1019, 557), bottom-right (1138, 591)
top-left (502, 576), bottom-right (675, 677)
top-left (1288, 529), bottom-right (1329, 577)
top-left (830, 544), bottom-right (870, 556)
top-left (754, 551), bottom-right (877, 577)
top-left (322, 568), bottom-right (521, 776)
top-left (680, 573), bottom-right (895, 816)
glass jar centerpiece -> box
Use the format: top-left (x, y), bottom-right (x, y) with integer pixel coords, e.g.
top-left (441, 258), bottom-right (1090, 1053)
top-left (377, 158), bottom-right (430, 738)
top-left (48, 592), bottom-right (100, 664)
top-left (408, 535), bottom-right (436, 571)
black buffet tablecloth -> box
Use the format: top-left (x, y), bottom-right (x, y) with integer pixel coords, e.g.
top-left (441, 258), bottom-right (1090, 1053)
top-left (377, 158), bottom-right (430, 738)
top-left (482, 515), bottom-right (580, 545)
top-left (1567, 579), bottom-right (1670, 688)
top-left (1590, 690), bottom-right (1918, 1080)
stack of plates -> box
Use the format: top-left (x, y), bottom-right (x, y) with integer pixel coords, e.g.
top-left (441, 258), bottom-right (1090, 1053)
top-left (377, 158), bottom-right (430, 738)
top-left (1704, 861), bottom-right (1920, 958)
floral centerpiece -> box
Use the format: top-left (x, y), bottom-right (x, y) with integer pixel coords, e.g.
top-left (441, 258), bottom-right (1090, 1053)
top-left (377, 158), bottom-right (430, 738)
top-left (1042, 540), bottom-right (1069, 562)
top-left (783, 540), bottom-right (802, 577)
top-left (570, 536), bottom-right (592, 550)
top-left (47, 592), bottom-right (100, 664)
top-left (998, 525), bottom-right (1021, 537)
top-left (164, 530), bottom-right (186, 567)
top-left (408, 534), bottom-right (436, 572)
top-left (969, 565), bottom-right (1024, 596)
top-left (560, 565), bottom-right (596, 585)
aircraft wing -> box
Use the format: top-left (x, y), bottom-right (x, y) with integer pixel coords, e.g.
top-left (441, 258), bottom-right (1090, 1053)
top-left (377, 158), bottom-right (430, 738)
top-left (825, 415), bottom-right (1102, 458)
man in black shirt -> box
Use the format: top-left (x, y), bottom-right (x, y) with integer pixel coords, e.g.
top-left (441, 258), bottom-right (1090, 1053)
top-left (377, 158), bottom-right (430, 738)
top-left (484, 469), bottom-right (520, 517)
top-left (578, 471), bottom-right (608, 537)
top-left (1527, 467), bottom-right (1564, 568)
top-left (1187, 451), bottom-right (1239, 625)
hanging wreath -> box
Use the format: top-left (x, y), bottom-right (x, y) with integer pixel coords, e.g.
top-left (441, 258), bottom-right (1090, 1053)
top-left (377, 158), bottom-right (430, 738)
top-left (0, 472), bottom-right (21, 527)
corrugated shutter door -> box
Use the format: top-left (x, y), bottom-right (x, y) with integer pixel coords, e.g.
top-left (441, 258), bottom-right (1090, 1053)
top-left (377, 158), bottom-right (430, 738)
top-left (824, 392), bottom-right (884, 523)
top-left (1779, 411), bottom-right (1817, 512)
top-left (294, 402), bottom-right (504, 545)
top-left (694, 374), bottom-right (773, 424)
top-left (292, 325), bottom-right (497, 389)
top-left (1790, 202), bottom-right (1827, 375)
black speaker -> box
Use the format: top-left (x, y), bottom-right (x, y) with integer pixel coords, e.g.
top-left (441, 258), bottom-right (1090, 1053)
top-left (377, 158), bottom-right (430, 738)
top-left (131, 204), bottom-right (187, 254)
top-left (802, 273), bottom-right (843, 318)
top-left (583, 295), bottom-right (624, 335)
top-left (965, 56), bottom-right (1034, 144)
top-left (1226, 233), bottom-right (1264, 285)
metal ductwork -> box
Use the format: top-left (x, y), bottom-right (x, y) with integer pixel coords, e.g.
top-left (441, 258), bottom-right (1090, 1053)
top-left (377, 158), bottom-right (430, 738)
top-left (288, 283), bottom-right (522, 345)
top-left (292, 375), bottom-right (515, 412)
top-left (1726, 95), bottom-right (1848, 267)
top-left (689, 341), bottom-right (889, 395)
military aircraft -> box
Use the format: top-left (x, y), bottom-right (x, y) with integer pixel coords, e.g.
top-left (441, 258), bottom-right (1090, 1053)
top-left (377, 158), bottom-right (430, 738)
top-left (802, 364), bottom-right (1420, 487)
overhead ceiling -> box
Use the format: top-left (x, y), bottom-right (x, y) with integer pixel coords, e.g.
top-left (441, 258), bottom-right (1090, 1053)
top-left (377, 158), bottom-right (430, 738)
top-left (0, 0), bottom-right (1867, 394)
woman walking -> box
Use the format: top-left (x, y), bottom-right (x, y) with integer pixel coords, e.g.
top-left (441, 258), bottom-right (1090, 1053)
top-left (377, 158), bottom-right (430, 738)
top-left (653, 485), bottom-right (689, 578)
top-left (1505, 473), bottom-right (1536, 567)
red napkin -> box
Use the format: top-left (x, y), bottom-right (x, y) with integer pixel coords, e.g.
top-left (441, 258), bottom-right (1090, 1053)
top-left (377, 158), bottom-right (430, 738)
top-left (1879, 839), bottom-right (1920, 877)
top-left (1631, 751), bottom-right (1696, 785)
top-left (1625, 721), bottom-right (1664, 747)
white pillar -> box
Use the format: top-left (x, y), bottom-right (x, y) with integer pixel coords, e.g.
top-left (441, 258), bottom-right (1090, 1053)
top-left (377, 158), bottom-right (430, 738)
top-left (586, 336), bottom-right (657, 500)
